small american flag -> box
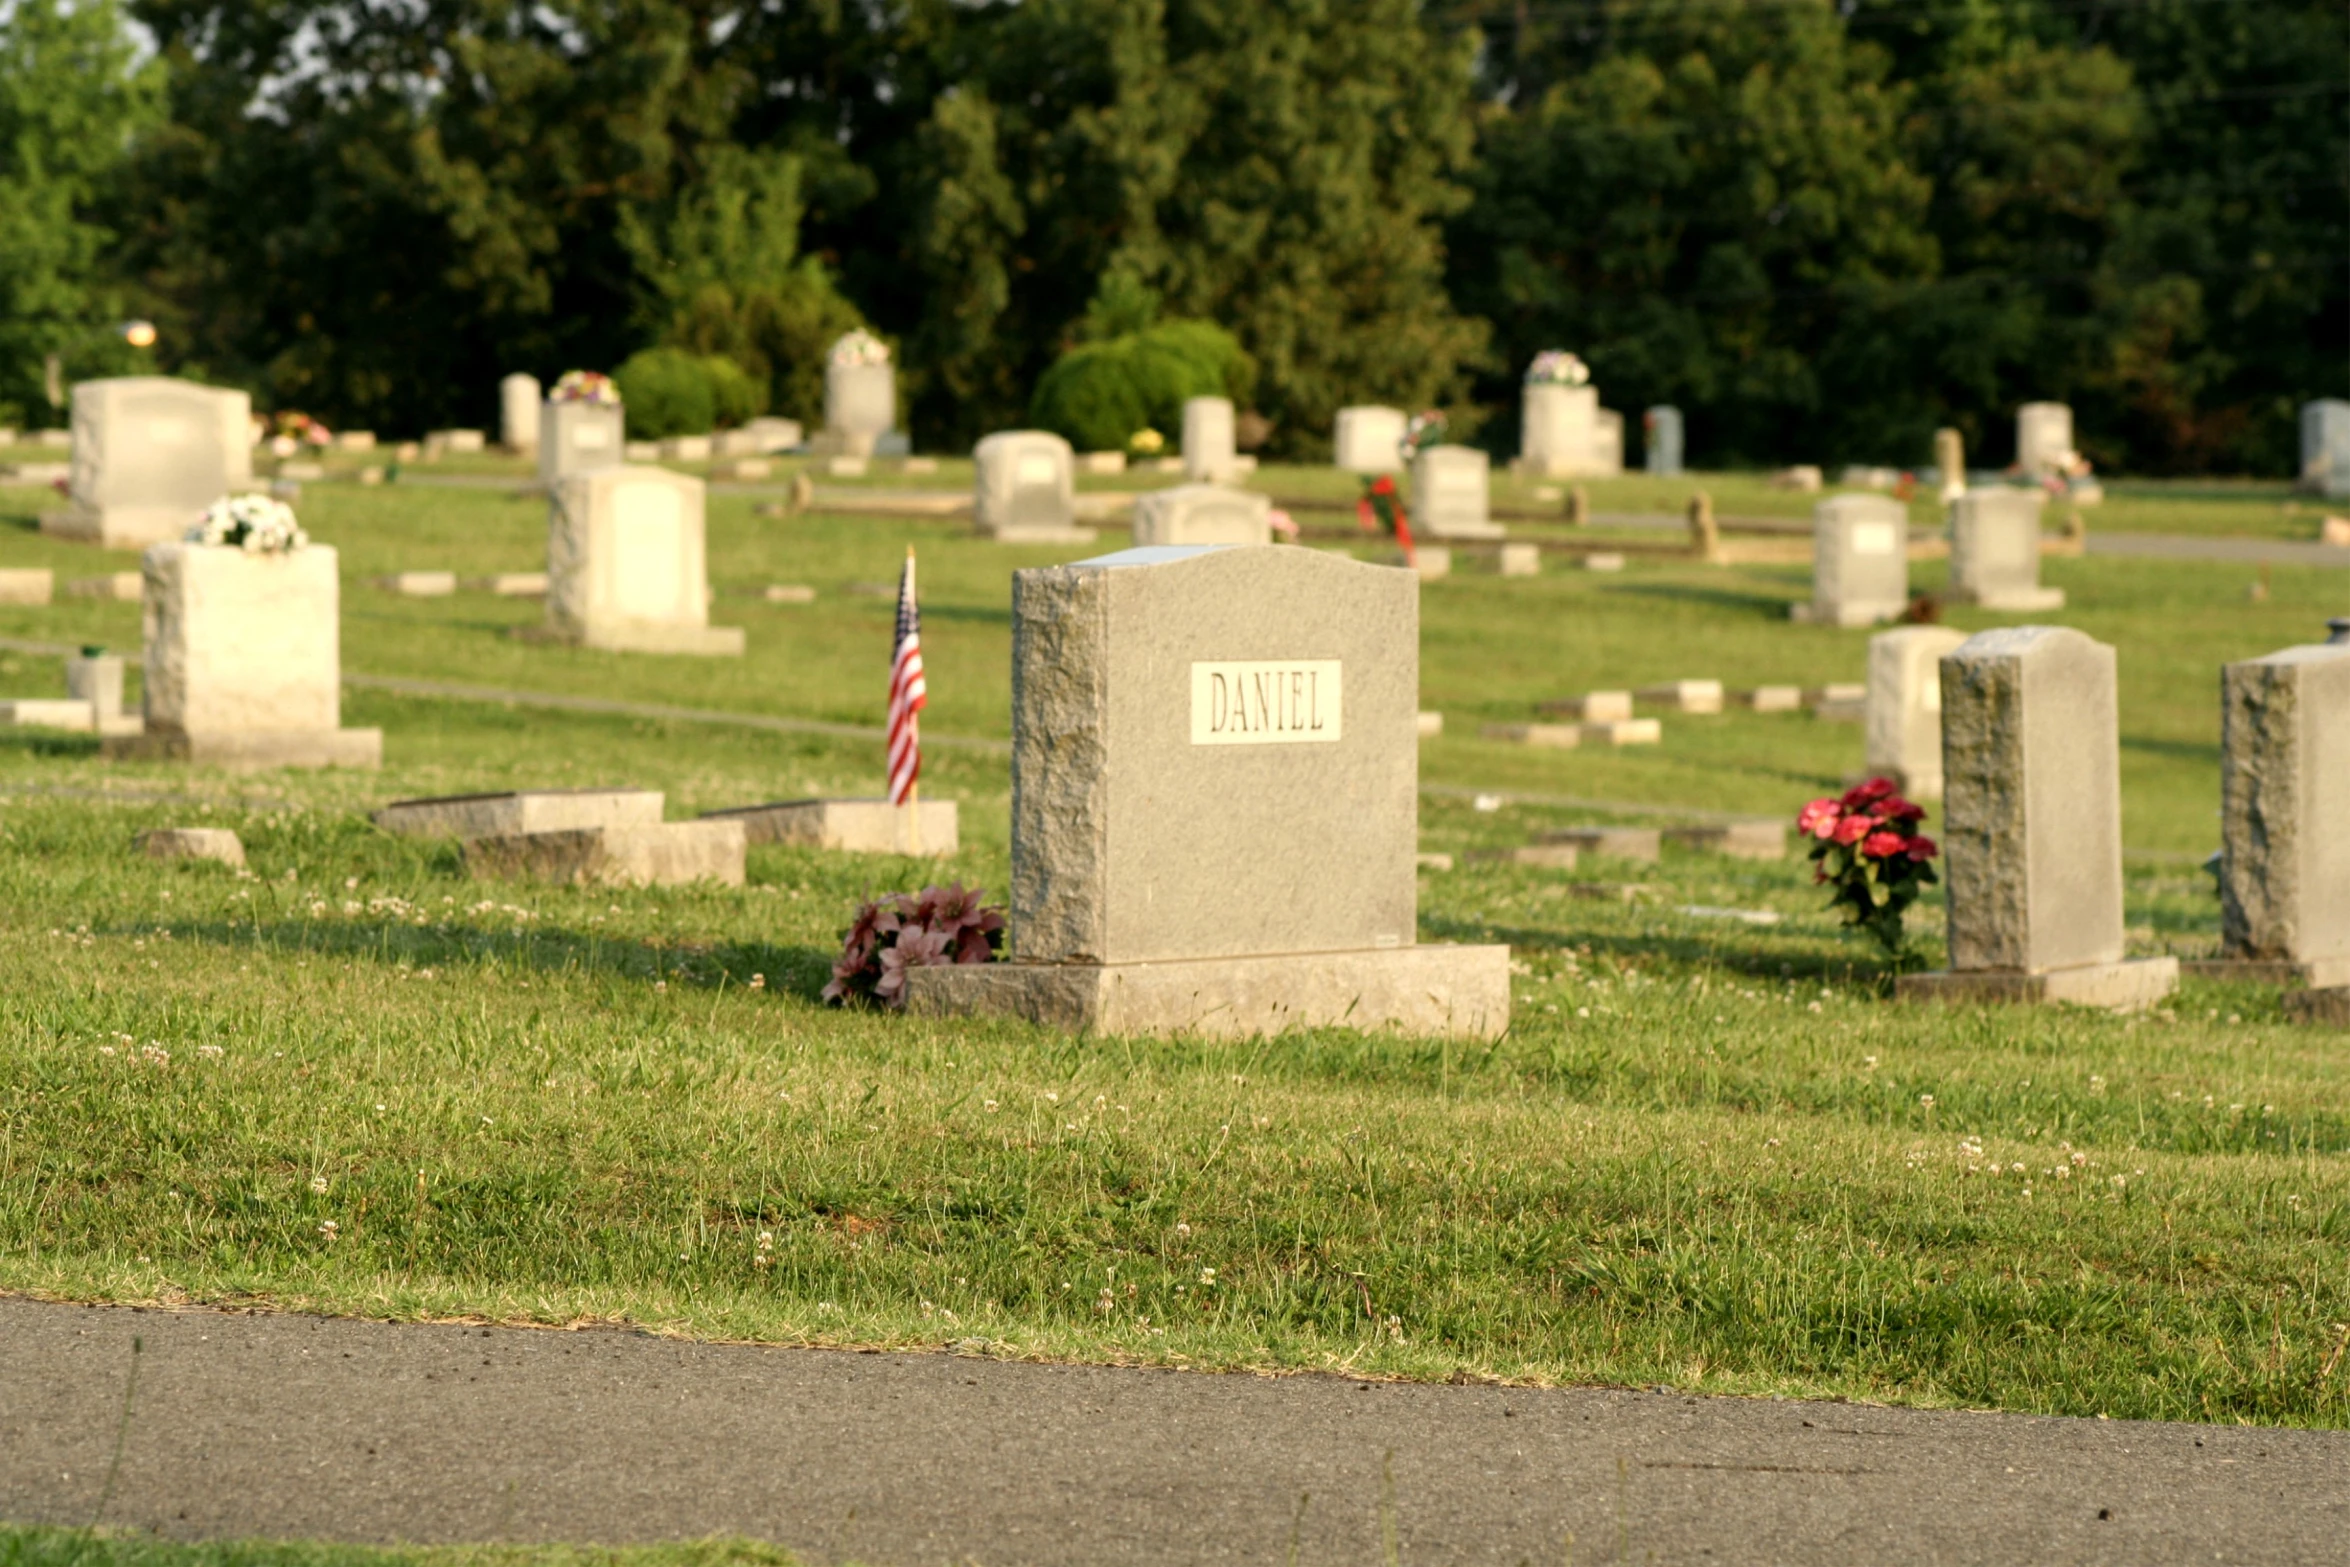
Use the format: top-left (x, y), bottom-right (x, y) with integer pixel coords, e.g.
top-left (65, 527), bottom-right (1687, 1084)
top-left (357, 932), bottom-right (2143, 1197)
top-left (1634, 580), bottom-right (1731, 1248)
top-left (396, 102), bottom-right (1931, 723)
top-left (886, 546), bottom-right (927, 805)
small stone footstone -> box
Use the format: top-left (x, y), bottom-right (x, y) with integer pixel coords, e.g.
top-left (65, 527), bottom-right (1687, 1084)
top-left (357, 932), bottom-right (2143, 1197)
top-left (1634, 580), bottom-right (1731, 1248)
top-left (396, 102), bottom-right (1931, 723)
top-left (1636, 680), bottom-right (1723, 714)
top-left (1465, 844), bottom-right (1580, 869)
top-left (1414, 852), bottom-right (1454, 872)
top-left (1583, 552), bottom-right (1625, 572)
top-left (825, 455), bottom-right (869, 478)
top-left (0, 569), bottom-right (53, 605)
top-left (1481, 722), bottom-right (1579, 749)
top-left (66, 573), bottom-right (141, 601)
top-left (1897, 625), bottom-right (2178, 1010)
top-left (1496, 543), bottom-right (1541, 576)
top-left (139, 827), bottom-right (246, 868)
top-left (1129, 482), bottom-right (1265, 547)
top-left (1867, 627), bottom-right (1968, 799)
top-left (903, 543), bottom-right (1508, 1038)
top-left (763, 584), bottom-right (817, 604)
top-left (1790, 495), bottom-right (1907, 627)
top-left (1579, 718), bottom-right (1661, 746)
top-left (1808, 682), bottom-right (1867, 722)
top-left (1538, 691), bottom-right (1633, 722)
top-left (102, 542), bottom-right (382, 771)
top-left (1663, 822), bottom-right (1786, 860)
top-left (462, 821), bottom-right (746, 889)
top-left (698, 798), bottom-right (958, 856)
top-left (900, 456), bottom-right (938, 476)
top-left (542, 466), bottom-right (744, 656)
top-left (469, 573), bottom-right (548, 597)
top-left (2198, 640), bottom-right (2350, 988)
top-left (0, 699), bottom-right (95, 732)
top-left (373, 789), bottom-right (665, 840)
top-left (1735, 685), bottom-right (1803, 713)
top-left (1401, 546), bottom-right (1452, 581)
top-left (375, 571), bottom-right (457, 597)
top-left (1538, 826), bottom-right (1661, 863)
top-left (1950, 488), bottom-right (2064, 611)
top-left (1416, 711), bottom-right (1443, 738)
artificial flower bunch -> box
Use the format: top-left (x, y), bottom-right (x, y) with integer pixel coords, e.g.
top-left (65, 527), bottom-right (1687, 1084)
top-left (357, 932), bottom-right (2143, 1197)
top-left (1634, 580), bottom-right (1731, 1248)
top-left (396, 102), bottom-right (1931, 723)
top-left (550, 370), bottom-right (620, 405)
top-left (1130, 427), bottom-right (1166, 455)
top-left (187, 494), bottom-right (309, 553)
top-left (1798, 779), bottom-right (1939, 957)
top-left (272, 410), bottom-right (333, 445)
top-left (829, 329), bottom-right (892, 369)
top-left (1397, 409), bottom-right (1447, 464)
top-left (823, 883), bottom-right (1005, 1009)
top-left (1524, 350), bottom-right (1590, 387)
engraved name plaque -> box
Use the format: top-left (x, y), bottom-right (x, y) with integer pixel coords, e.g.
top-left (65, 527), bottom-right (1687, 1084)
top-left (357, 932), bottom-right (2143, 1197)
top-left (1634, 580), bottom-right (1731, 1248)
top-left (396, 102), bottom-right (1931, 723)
top-left (1189, 660), bottom-right (1341, 745)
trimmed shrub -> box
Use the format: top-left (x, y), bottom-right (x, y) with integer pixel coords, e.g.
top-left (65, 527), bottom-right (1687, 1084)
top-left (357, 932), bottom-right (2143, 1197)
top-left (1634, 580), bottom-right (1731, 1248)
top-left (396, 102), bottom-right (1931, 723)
top-left (1028, 320), bottom-right (1255, 453)
top-left (613, 348), bottom-right (767, 439)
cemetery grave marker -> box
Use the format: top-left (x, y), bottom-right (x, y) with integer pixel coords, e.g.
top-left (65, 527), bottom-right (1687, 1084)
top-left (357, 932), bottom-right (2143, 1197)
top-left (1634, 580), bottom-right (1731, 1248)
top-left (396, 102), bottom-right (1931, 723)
top-left (373, 789), bottom-right (666, 840)
top-left (464, 819), bottom-right (746, 889)
top-left (42, 378), bottom-right (252, 548)
top-left (1181, 397), bottom-right (1239, 483)
top-left (542, 466), bottom-right (744, 655)
top-left (1538, 826), bottom-right (1661, 863)
top-left (2300, 401), bottom-right (2350, 499)
top-left (1131, 483), bottom-right (1269, 547)
top-left (1949, 488), bottom-right (2064, 610)
top-left (974, 431), bottom-right (1095, 543)
top-left (1412, 445), bottom-right (1503, 540)
top-left (1334, 407), bottom-right (1407, 473)
top-left (1866, 626), bottom-right (1968, 799)
top-left (1643, 406), bottom-right (1684, 476)
top-left (2208, 641), bottom-right (2350, 987)
top-left (2015, 403), bottom-right (2075, 479)
top-left (500, 374), bottom-right (542, 452)
top-left (1791, 495), bottom-right (1908, 626)
top-left (139, 828), bottom-right (245, 867)
top-left (699, 798), bottom-right (959, 855)
top-left (905, 543), bottom-right (1508, 1037)
top-left (1898, 626), bottom-right (2178, 1009)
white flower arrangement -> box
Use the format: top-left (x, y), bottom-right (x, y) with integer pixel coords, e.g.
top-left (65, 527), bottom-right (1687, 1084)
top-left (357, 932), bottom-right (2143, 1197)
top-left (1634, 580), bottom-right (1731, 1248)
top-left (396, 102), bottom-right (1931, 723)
top-left (1399, 409), bottom-right (1448, 463)
top-left (1525, 350), bottom-right (1591, 388)
top-left (550, 370), bottom-right (620, 406)
top-left (188, 494), bottom-right (309, 553)
top-left (829, 329), bottom-right (891, 369)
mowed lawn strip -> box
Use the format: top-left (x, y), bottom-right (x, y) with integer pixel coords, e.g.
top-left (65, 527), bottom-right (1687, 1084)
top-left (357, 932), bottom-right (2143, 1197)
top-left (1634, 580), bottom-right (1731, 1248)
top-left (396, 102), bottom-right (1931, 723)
top-left (0, 472), bottom-right (2344, 1426)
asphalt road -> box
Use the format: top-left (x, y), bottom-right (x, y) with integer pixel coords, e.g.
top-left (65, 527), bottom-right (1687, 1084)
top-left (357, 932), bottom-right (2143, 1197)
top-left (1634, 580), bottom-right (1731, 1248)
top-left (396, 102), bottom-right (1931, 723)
top-left (2, 1299), bottom-right (2344, 1566)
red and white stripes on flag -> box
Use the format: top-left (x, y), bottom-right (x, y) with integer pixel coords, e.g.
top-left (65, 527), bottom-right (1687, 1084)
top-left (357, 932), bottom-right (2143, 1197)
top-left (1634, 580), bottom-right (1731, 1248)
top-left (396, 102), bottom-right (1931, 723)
top-left (886, 546), bottom-right (927, 805)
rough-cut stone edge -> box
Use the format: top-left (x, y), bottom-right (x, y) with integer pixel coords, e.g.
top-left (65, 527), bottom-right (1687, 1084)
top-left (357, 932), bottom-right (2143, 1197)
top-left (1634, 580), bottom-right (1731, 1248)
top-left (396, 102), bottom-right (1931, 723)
top-left (372, 789), bottom-right (666, 840)
top-left (2184, 957), bottom-right (2350, 990)
top-left (1896, 956), bottom-right (2178, 1012)
top-left (904, 943), bottom-right (1511, 1040)
top-left (1008, 566), bottom-right (1110, 962)
top-left (462, 821), bottom-right (746, 889)
top-left (103, 728), bottom-right (382, 770)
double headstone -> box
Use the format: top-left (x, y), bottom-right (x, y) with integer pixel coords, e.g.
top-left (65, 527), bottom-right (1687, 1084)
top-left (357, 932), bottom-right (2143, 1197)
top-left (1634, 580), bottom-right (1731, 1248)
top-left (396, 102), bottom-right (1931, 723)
top-left (1181, 397), bottom-right (1239, 483)
top-left (540, 398), bottom-right (624, 485)
top-left (544, 467), bottom-right (743, 655)
top-left (1334, 407), bottom-right (1406, 473)
top-left (1865, 626), bottom-right (1967, 799)
top-left (973, 431), bottom-right (1091, 542)
top-left (104, 542), bottom-right (382, 768)
top-left (2300, 401), bottom-right (2350, 499)
top-left (904, 545), bottom-right (1508, 1037)
top-left (1949, 488), bottom-right (2062, 610)
top-left (500, 374), bottom-right (542, 453)
top-left (42, 378), bottom-right (252, 548)
top-left (1520, 384), bottom-right (1623, 478)
top-left (1792, 495), bottom-right (1907, 626)
top-left (1412, 446), bottom-right (1503, 540)
top-left (1131, 484), bottom-right (1270, 546)
top-left (2215, 641), bottom-right (2350, 986)
top-left (2015, 403), bottom-right (2074, 478)
top-left (1643, 406), bottom-right (1684, 476)
top-left (1897, 626), bottom-right (2177, 1009)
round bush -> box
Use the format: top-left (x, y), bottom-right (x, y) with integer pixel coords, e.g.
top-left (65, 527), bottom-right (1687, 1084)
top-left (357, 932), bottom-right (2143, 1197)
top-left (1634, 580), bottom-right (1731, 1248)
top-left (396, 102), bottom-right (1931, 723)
top-left (1028, 320), bottom-right (1255, 452)
top-left (614, 348), bottom-right (714, 441)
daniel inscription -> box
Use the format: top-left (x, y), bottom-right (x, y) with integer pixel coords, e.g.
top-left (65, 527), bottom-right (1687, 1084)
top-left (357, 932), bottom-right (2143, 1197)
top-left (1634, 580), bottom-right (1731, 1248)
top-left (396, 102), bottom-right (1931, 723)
top-left (1190, 660), bottom-right (1341, 745)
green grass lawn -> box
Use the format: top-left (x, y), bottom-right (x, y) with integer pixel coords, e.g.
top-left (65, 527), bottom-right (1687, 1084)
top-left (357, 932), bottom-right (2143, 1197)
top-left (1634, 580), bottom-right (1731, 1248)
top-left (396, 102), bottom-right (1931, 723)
top-left (0, 463), bottom-right (2344, 1430)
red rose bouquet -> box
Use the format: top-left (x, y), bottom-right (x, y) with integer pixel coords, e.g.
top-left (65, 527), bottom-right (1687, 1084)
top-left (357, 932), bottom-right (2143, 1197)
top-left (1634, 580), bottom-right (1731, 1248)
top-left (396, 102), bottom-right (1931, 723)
top-left (1797, 779), bottom-right (1938, 958)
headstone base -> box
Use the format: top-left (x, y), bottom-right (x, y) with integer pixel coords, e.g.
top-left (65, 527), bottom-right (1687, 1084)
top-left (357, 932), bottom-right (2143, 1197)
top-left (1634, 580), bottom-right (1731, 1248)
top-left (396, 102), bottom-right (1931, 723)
top-left (373, 788), bottom-right (666, 840)
top-left (103, 727), bottom-right (383, 770)
top-left (40, 507), bottom-right (190, 550)
top-left (461, 821), bottom-right (746, 888)
top-left (1948, 586), bottom-right (2066, 612)
top-left (700, 797), bottom-right (959, 855)
top-left (0, 699), bottom-right (98, 732)
top-left (1896, 956), bottom-right (2178, 1012)
top-left (516, 624), bottom-right (747, 656)
top-left (2182, 957), bottom-right (2350, 990)
top-left (982, 525), bottom-right (1098, 546)
top-left (1789, 601), bottom-right (1900, 628)
top-left (904, 944), bottom-right (1512, 1040)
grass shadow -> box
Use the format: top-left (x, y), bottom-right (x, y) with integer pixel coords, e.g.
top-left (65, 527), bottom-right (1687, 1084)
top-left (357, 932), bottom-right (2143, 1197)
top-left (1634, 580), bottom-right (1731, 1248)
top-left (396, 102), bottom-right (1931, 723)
top-left (1605, 580), bottom-right (1802, 618)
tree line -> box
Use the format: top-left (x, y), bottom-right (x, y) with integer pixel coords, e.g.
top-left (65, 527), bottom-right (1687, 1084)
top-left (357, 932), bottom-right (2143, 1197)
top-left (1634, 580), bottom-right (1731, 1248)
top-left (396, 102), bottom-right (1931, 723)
top-left (1, 0), bottom-right (2341, 474)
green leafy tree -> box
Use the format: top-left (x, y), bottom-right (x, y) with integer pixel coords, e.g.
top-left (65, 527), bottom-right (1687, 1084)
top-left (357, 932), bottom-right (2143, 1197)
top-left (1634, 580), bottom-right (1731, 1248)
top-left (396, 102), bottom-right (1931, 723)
top-left (0, 0), bottom-right (161, 427)
top-left (618, 144), bottom-right (866, 426)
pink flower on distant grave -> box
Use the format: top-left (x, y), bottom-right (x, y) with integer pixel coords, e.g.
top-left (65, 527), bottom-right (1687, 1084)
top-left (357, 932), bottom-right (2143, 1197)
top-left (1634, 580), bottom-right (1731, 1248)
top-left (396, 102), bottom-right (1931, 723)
top-left (1267, 508), bottom-right (1298, 541)
top-left (1797, 797), bottom-right (1841, 839)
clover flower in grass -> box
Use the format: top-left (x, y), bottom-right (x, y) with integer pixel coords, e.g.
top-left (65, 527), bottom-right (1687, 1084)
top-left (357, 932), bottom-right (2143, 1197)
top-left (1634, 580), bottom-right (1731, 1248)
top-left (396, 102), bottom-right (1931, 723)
top-left (188, 494), bottom-right (307, 553)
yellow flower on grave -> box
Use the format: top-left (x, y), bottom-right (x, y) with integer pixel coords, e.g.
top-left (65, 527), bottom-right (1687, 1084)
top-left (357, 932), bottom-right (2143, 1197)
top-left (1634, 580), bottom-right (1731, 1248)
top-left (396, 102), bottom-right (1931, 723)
top-left (1130, 427), bottom-right (1164, 455)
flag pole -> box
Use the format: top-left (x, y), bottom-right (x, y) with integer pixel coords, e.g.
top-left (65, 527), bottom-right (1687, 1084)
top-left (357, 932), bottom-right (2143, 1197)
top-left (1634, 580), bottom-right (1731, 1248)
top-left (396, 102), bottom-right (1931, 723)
top-left (904, 545), bottom-right (923, 858)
